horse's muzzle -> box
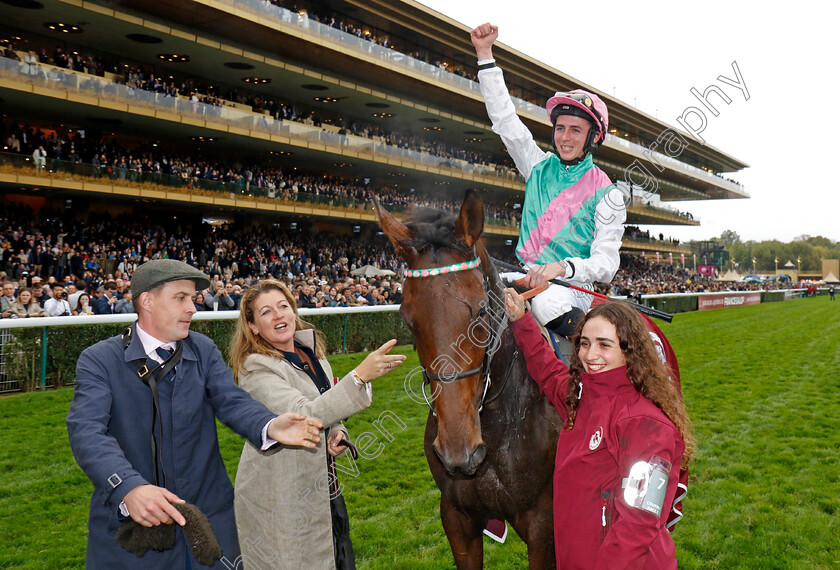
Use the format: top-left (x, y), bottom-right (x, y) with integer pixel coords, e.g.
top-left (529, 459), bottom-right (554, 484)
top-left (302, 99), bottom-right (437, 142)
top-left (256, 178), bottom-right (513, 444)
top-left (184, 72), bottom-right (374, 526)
top-left (434, 443), bottom-right (487, 476)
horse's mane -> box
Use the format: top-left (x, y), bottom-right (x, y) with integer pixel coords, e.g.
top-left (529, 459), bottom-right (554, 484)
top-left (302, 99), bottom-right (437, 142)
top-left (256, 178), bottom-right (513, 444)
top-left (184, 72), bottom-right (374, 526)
top-left (403, 207), bottom-right (472, 254)
top-left (401, 206), bottom-right (505, 302)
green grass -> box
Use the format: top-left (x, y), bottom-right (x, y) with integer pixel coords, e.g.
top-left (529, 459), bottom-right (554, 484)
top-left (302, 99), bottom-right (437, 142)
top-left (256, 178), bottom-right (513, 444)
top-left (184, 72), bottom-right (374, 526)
top-left (1, 296), bottom-right (838, 568)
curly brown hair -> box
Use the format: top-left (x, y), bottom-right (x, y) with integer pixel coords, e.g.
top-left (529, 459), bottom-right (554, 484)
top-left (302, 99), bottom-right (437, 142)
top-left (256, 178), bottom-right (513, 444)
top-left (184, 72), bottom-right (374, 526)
top-left (564, 301), bottom-right (694, 468)
top-left (228, 279), bottom-right (326, 382)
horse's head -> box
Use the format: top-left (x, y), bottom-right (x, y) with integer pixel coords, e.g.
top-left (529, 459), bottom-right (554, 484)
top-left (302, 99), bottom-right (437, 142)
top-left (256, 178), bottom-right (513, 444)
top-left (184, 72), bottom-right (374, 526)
top-left (377, 192), bottom-right (501, 476)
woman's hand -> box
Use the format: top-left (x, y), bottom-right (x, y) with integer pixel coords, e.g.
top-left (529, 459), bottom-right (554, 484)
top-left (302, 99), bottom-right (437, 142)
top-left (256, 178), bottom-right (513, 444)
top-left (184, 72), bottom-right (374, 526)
top-left (353, 339), bottom-right (407, 383)
top-left (470, 23), bottom-right (498, 60)
top-left (522, 261), bottom-right (566, 289)
top-left (268, 412), bottom-right (323, 448)
top-left (328, 429), bottom-right (349, 458)
top-left (504, 288), bottom-right (526, 322)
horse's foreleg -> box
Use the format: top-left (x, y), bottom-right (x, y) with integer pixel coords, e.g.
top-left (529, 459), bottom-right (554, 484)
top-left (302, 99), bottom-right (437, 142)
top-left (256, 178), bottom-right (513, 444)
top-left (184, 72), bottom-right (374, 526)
top-left (440, 500), bottom-right (484, 570)
top-left (510, 484), bottom-right (556, 569)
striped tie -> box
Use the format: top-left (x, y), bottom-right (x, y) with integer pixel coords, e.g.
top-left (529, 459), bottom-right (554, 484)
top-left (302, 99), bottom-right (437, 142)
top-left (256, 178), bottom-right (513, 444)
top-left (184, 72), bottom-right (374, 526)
top-left (155, 346), bottom-right (176, 382)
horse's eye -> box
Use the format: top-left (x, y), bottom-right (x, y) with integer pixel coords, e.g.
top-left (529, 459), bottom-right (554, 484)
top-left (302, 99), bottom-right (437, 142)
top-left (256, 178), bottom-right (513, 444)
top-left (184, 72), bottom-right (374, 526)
top-left (478, 308), bottom-right (487, 317)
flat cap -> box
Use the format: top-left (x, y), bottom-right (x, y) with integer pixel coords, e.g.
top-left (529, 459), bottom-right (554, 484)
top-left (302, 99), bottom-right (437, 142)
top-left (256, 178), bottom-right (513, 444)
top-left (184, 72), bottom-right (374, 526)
top-left (131, 259), bottom-right (211, 297)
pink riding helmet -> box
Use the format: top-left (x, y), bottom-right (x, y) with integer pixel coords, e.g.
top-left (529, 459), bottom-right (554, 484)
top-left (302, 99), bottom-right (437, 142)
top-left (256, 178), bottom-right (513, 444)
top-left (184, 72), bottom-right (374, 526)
top-left (545, 89), bottom-right (609, 145)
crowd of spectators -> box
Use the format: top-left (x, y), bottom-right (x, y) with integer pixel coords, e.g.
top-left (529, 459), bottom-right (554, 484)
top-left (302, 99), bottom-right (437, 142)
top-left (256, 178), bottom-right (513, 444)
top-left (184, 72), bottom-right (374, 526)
top-left (622, 226), bottom-right (683, 247)
top-left (1, 200), bottom-right (806, 322)
top-left (263, 1), bottom-right (478, 82)
top-left (1, 14), bottom-right (747, 191)
top-left (1, 119), bottom-right (522, 224)
top-left (600, 253), bottom-right (793, 298)
top-left (0, 202), bottom-right (423, 319)
top-left (1, 36), bottom-right (515, 175)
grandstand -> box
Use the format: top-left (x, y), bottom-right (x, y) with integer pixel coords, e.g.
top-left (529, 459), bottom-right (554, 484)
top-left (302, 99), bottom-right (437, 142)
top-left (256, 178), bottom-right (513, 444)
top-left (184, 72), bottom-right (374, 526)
top-left (0, 0), bottom-right (748, 265)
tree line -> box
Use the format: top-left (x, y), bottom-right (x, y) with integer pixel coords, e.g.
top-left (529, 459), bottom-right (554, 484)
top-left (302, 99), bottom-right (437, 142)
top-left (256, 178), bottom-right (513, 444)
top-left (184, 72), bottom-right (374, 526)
top-left (709, 230), bottom-right (838, 273)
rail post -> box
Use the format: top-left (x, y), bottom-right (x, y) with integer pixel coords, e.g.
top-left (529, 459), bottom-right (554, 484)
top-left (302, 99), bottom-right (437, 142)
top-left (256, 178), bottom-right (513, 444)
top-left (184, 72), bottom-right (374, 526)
top-left (40, 326), bottom-right (48, 391)
top-left (342, 314), bottom-right (348, 353)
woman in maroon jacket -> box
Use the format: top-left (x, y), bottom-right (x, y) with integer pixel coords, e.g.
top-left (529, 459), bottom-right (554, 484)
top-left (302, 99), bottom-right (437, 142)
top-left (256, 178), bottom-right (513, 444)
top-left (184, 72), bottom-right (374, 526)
top-left (504, 290), bottom-right (694, 569)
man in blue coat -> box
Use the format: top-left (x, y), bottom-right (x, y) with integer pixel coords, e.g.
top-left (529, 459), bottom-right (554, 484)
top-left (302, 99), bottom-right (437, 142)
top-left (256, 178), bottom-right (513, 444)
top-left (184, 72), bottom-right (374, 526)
top-left (92, 281), bottom-right (119, 314)
top-left (67, 259), bottom-right (323, 569)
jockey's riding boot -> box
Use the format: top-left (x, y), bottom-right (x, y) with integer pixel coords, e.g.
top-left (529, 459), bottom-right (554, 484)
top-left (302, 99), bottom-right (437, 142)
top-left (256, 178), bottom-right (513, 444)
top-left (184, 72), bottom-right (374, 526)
top-left (546, 307), bottom-right (585, 338)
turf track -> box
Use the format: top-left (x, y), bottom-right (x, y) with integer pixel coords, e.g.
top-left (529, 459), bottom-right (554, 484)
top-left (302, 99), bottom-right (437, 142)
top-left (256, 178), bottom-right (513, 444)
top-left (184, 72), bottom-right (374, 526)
top-left (0, 295), bottom-right (837, 568)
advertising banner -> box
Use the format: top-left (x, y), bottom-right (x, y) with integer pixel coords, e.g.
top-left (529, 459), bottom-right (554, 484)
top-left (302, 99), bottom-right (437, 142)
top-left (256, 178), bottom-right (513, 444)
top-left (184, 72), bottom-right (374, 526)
top-left (697, 265), bottom-right (715, 276)
top-left (697, 292), bottom-right (762, 310)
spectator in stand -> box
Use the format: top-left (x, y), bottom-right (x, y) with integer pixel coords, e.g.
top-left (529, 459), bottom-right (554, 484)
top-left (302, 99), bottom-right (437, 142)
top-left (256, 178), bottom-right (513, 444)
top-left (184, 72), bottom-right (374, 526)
top-left (194, 292), bottom-right (206, 311)
top-left (114, 291), bottom-right (134, 314)
top-left (325, 286), bottom-right (337, 305)
top-left (93, 281), bottom-right (119, 314)
top-left (204, 280), bottom-right (234, 311)
top-left (296, 284), bottom-right (315, 308)
top-left (360, 285), bottom-right (375, 306)
top-left (10, 288), bottom-right (46, 318)
top-left (5, 132), bottom-right (21, 152)
top-left (389, 283), bottom-right (402, 304)
top-left (68, 279), bottom-right (87, 313)
top-left (32, 145), bottom-right (47, 172)
top-left (30, 277), bottom-right (48, 307)
top-left (31, 245), bottom-right (44, 277)
top-left (44, 283), bottom-right (71, 316)
top-left (64, 280), bottom-right (77, 299)
top-left (1, 280), bottom-right (17, 318)
top-left (351, 283), bottom-right (369, 305)
top-left (114, 277), bottom-right (127, 299)
top-left (224, 281), bottom-right (241, 310)
top-left (74, 292), bottom-right (94, 315)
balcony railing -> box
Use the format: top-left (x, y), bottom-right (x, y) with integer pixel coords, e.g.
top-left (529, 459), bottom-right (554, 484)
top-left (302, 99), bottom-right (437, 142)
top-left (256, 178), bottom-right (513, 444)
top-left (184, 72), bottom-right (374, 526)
top-left (0, 56), bottom-right (519, 185)
top-left (608, 137), bottom-right (747, 197)
top-left (0, 151), bottom-right (520, 229)
top-left (213, 0), bottom-right (746, 197)
top-left (629, 195), bottom-right (699, 223)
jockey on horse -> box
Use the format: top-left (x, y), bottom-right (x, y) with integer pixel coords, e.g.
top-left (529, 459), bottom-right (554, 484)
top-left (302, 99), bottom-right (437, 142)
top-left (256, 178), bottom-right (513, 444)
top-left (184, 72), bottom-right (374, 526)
top-left (472, 23), bottom-right (688, 539)
top-left (472, 22), bottom-right (626, 338)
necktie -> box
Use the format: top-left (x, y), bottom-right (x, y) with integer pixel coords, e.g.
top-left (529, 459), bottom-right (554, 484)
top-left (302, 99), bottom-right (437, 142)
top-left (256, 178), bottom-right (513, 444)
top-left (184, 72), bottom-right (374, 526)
top-left (155, 346), bottom-right (177, 383)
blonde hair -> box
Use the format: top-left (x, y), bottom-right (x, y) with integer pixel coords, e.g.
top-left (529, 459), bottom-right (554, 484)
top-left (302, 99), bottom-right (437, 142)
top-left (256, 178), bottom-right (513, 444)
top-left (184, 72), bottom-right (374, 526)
top-left (229, 279), bottom-right (326, 381)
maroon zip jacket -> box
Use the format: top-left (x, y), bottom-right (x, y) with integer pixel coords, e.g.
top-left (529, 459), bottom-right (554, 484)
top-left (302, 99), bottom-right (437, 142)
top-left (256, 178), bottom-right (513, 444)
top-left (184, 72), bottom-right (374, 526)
top-left (511, 312), bottom-right (684, 569)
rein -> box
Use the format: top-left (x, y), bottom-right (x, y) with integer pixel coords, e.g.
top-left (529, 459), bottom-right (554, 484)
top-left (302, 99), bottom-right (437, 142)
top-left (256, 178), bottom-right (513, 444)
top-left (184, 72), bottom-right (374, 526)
top-left (406, 255), bottom-right (514, 416)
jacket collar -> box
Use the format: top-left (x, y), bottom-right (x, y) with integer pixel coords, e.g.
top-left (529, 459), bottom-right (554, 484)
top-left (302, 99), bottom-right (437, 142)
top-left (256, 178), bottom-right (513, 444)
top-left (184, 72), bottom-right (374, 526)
top-left (557, 152), bottom-right (593, 172)
top-left (293, 328), bottom-right (317, 353)
top-left (580, 366), bottom-right (634, 399)
top-left (123, 322), bottom-right (197, 363)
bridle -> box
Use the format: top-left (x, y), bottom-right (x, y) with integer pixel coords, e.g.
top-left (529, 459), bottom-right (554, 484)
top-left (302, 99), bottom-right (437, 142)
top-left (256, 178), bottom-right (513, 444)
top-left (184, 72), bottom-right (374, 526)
top-left (404, 254), bottom-right (518, 416)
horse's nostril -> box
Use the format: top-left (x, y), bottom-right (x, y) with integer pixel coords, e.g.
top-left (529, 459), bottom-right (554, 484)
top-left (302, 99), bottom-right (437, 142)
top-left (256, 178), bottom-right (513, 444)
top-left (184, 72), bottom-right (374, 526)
top-left (472, 444), bottom-right (487, 466)
top-left (464, 444), bottom-right (486, 474)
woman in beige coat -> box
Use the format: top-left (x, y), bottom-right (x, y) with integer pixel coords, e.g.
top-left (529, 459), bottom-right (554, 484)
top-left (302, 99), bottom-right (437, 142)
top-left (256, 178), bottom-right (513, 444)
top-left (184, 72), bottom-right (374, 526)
top-left (230, 279), bottom-right (406, 569)
top-left (10, 288), bottom-right (46, 318)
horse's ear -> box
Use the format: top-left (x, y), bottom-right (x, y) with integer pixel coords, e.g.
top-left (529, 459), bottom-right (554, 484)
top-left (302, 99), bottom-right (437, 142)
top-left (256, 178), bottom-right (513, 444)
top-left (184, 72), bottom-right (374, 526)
top-left (374, 197), bottom-right (416, 259)
top-left (454, 191), bottom-right (484, 247)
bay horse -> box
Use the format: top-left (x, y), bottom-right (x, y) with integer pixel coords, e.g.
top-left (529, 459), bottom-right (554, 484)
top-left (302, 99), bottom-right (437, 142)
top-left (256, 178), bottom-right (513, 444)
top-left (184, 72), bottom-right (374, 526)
top-left (377, 193), bottom-right (561, 569)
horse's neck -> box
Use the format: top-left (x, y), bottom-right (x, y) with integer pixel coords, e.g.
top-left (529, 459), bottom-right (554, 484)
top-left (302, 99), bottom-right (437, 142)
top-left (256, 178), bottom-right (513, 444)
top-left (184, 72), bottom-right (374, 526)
top-left (487, 327), bottom-right (541, 411)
